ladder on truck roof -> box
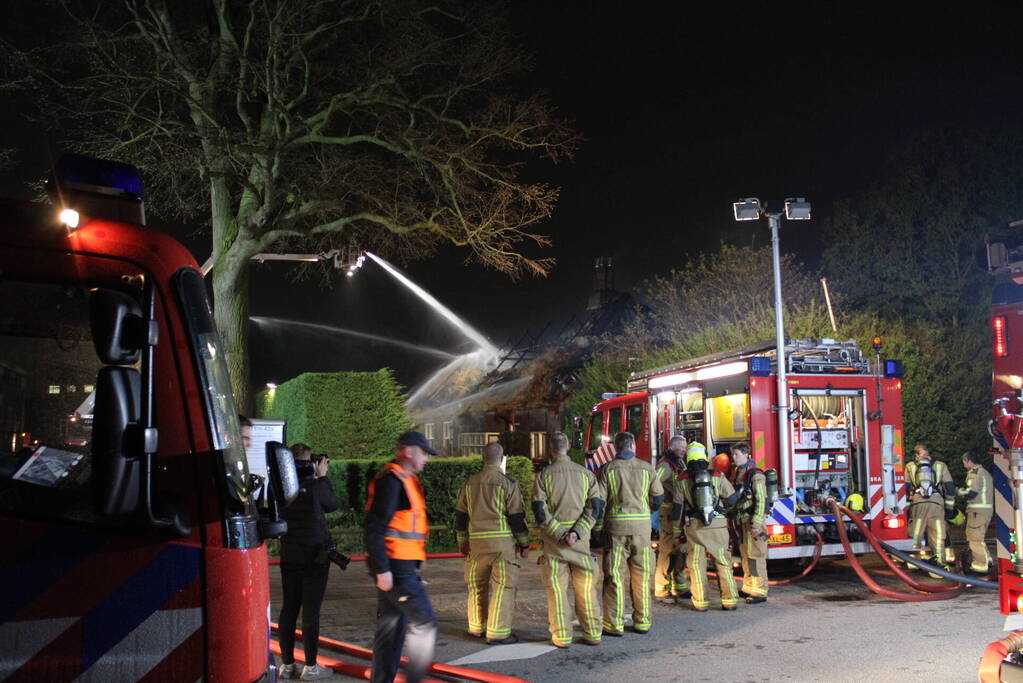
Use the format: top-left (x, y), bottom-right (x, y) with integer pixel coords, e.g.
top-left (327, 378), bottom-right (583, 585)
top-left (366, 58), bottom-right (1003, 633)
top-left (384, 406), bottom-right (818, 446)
top-left (627, 338), bottom-right (868, 392)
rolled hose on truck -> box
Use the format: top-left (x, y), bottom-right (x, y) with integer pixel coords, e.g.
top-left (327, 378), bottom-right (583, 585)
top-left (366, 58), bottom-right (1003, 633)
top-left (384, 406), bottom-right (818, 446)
top-left (826, 499), bottom-right (964, 601)
top-left (271, 623), bottom-right (535, 683)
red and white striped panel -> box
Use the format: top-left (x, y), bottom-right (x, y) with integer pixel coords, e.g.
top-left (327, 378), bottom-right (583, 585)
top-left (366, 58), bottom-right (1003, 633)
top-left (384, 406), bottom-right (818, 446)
top-left (586, 441), bottom-right (617, 471)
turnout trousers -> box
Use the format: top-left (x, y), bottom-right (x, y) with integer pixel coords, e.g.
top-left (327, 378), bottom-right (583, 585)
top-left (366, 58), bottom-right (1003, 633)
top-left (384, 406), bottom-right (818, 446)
top-left (738, 521), bottom-right (768, 598)
top-left (687, 525), bottom-right (739, 610)
top-left (464, 550), bottom-right (520, 640)
top-left (371, 571), bottom-right (438, 683)
top-left (655, 510), bottom-right (689, 596)
top-left (910, 501), bottom-right (947, 563)
top-left (966, 509), bottom-right (993, 572)
top-left (540, 554), bottom-right (601, 646)
top-left (602, 533), bottom-right (653, 633)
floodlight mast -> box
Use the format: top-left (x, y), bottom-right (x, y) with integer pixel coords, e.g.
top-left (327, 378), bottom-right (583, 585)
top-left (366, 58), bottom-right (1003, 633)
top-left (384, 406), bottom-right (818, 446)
top-left (732, 197), bottom-right (811, 494)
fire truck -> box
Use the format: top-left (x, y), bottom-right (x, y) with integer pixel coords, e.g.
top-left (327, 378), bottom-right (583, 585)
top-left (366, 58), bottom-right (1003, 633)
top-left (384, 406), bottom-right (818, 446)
top-left (584, 338), bottom-right (913, 560)
top-left (0, 156), bottom-right (294, 682)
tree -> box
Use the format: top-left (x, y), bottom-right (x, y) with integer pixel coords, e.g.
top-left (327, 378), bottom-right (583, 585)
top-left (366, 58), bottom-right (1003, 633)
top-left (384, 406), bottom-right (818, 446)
top-left (6, 0), bottom-right (578, 408)
top-left (822, 129), bottom-right (1023, 327)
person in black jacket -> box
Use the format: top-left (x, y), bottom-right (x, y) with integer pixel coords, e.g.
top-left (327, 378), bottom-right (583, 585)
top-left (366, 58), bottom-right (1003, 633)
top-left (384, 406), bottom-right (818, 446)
top-left (278, 443), bottom-right (341, 680)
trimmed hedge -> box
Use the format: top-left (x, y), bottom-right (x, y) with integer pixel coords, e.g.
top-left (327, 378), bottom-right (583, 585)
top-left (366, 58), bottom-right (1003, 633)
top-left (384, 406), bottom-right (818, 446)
top-left (323, 454), bottom-right (535, 553)
top-left (257, 370), bottom-right (412, 459)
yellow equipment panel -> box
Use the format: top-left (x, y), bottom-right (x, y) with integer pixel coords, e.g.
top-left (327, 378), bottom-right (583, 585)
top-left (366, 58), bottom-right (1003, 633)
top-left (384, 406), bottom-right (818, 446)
top-left (708, 393), bottom-right (749, 440)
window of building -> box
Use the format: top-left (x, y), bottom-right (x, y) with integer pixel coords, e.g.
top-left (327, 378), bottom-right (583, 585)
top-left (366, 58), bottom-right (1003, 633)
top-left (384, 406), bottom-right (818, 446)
top-left (423, 423), bottom-right (435, 446)
top-left (48, 385), bottom-right (60, 395)
top-left (443, 421), bottom-right (453, 453)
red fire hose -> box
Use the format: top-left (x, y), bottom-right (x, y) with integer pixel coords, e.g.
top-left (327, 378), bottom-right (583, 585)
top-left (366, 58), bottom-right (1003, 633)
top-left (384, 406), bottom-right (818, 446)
top-left (271, 623), bottom-right (535, 683)
top-left (769, 526), bottom-right (823, 586)
top-left (827, 499), bottom-right (961, 601)
top-left (979, 631), bottom-right (1023, 683)
top-left (269, 639), bottom-right (441, 682)
top-left (830, 501), bottom-right (959, 593)
top-left (268, 552), bottom-right (465, 566)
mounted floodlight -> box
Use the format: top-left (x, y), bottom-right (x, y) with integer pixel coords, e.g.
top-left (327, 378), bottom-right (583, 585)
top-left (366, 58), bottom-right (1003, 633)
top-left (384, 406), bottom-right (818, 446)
top-left (733, 197), bottom-right (762, 221)
top-left (59, 208), bottom-right (80, 229)
top-left (784, 197), bottom-right (812, 220)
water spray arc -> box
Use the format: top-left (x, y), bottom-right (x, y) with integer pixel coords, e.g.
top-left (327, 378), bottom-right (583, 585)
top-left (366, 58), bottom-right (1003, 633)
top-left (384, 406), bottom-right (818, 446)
top-left (251, 317), bottom-right (457, 360)
top-left (364, 251), bottom-right (500, 359)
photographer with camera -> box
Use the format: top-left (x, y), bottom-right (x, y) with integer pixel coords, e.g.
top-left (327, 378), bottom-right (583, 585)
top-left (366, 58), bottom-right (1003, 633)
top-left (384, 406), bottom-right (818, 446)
top-left (277, 443), bottom-right (341, 680)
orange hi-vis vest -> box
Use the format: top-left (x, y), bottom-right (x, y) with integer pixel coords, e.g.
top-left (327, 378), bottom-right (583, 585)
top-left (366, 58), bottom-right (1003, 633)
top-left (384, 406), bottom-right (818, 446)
top-left (366, 461), bottom-right (428, 561)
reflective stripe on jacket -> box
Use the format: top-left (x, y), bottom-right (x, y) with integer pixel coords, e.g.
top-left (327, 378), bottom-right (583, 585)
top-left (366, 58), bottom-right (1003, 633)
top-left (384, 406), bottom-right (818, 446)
top-left (366, 461), bottom-right (428, 561)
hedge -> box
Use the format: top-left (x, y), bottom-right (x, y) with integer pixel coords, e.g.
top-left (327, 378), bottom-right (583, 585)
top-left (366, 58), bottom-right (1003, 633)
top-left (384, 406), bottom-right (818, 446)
top-left (322, 454), bottom-right (536, 554)
top-left (257, 370), bottom-right (412, 459)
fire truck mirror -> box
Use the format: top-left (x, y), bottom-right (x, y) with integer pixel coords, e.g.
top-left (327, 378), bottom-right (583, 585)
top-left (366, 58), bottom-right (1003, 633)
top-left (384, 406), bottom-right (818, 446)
top-left (92, 366), bottom-right (142, 517)
top-left (90, 288), bottom-right (144, 365)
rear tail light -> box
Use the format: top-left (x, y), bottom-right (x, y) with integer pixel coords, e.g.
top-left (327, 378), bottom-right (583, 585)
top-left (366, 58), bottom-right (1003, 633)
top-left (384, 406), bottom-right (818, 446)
top-left (995, 315), bottom-right (1009, 358)
top-left (882, 516), bottom-right (904, 529)
top-left (1016, 594), bottom-right (1023, 613)
top-left (768, 524), bottom-right (786, 536)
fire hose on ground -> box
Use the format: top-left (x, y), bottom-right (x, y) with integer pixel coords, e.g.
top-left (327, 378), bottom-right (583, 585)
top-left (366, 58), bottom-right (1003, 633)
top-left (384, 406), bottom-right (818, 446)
top-left (271, 623), bottom-right (535, 683)
top-left (827, 499), bottom-right (964, 601)
top-left (704, 525), bottom-right (824, 586)
top-left (979, 631), bottom-right (1023, 683)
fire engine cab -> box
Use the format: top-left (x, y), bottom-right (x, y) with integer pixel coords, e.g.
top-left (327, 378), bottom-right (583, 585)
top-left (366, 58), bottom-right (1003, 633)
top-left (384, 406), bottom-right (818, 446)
top-left (0, 156), bottom-right (295, 682)
top-left (585, 338), bottom-right (913, 560)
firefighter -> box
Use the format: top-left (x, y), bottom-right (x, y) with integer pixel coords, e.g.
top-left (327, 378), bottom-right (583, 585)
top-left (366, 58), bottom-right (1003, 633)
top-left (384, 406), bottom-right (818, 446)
top-left (904, 444), bottom-right (956, 572)
top-left (958, 451), bottom-right (993, 574)
top-left (597, 431), bottom-right (663, 635)
top-left (654, 435), bottom-right (689, 604)
top-left (674, 442), bottom-right (742, 611)
top-left (532, 431), bottom-right (604, 648)
top-left (455, 442), bottom-right (530, 644)
top-left (729, 442), bottom-right (769, 604)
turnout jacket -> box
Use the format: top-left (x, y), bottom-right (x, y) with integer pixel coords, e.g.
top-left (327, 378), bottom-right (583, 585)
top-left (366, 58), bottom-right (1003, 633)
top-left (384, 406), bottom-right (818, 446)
top-left (455, 464), bottom-right (530, 553)
top-left (731, 462), bottom-right (768, 526)
top-left (532, 454), bottom-right (603, 564)
top-left (959, 464), bottom-right (993, 511)
top-left (654, 452), bottom-right (684, 512)
top-left (598, 450), bottom-right (664, 536)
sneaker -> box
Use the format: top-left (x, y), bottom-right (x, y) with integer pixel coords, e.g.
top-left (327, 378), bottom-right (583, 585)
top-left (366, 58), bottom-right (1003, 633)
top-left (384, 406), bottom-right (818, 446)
top-left (745, 596), bottom-right (767, 605)
top-left (279, 663), bottom-right (298, 680)
top-left (486, 634), bottom-right (519, 645)
top-left (301, 664), bottom-right (332, 680)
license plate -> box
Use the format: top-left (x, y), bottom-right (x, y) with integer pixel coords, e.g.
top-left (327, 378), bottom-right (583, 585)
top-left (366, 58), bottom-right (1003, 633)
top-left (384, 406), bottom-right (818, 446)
top-left (768, 533), bottom-right (793, 545)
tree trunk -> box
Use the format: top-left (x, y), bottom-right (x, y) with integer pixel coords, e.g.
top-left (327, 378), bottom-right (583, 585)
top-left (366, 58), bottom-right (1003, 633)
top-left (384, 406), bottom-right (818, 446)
top-left (213, 255), bottom-right (252, 414)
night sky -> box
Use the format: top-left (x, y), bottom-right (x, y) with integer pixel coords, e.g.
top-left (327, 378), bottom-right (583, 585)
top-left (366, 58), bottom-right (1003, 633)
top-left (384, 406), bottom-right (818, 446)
top-left (5, 4), bottom-right (1023, 391)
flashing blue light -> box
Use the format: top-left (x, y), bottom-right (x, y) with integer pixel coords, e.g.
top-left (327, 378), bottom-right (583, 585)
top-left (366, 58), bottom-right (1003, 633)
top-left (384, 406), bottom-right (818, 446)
top-left (749, 356), bottom-right (771, 377)
top-left (600, 393), bottom-right (623, 400)
top-left (54, 154), bottom-right (144, 199)
top-left (883, 359), bottom-right (904, 379)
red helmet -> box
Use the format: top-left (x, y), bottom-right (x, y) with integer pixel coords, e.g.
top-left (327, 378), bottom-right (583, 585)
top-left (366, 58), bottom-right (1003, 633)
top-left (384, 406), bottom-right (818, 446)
top-left (713, 452), bottom-right (732, 476)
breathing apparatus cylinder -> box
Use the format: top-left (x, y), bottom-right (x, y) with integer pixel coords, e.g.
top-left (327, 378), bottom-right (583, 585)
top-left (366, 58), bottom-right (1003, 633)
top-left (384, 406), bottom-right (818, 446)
top-left (916, 460), bottom-right (935, 498)
top-left (694, 470), bottom-right (716, 525)
top-left (764, 468), bottom-right (780, 506)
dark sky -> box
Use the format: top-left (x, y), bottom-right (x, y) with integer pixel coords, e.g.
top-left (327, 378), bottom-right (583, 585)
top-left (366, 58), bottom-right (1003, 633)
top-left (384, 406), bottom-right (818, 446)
top-left (6, 4), bottom-right (1023, 390)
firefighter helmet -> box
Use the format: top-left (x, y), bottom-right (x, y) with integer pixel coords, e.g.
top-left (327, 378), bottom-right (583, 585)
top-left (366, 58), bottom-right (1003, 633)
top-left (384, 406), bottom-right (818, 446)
top-left (712, 453), bottom-right (732, 475)
top-left (845, 492), bottom-right (866, 513)
top-left (686, 442), bottom-right (709, 463)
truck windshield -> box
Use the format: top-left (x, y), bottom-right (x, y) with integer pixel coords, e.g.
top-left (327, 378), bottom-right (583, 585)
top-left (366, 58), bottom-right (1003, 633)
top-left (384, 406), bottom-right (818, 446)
top-left (176, 268), bottom-right (251, 505)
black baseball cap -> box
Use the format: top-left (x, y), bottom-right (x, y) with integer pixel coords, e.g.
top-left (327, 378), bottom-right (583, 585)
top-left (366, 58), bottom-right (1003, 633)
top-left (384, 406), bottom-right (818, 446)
top-left (397, 430), bottom-right (438, 455)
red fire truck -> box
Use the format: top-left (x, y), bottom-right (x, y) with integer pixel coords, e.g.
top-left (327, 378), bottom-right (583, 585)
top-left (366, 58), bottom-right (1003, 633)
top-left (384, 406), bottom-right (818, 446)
top-left (584, 338), bottom-right (913, 560)
top-left (0, 156), bottom-right (293, 682)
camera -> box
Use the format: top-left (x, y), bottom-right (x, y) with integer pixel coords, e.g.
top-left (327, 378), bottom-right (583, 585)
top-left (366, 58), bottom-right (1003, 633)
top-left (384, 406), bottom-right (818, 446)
top-left (326, 542), bottom-right (350, 571)
top-left (312, 453), bottom-right (327, 464)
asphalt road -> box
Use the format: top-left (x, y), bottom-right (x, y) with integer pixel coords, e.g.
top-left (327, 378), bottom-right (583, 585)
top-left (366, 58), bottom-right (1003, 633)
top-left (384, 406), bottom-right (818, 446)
top-left (270, 551), bottom-right (1002, 683)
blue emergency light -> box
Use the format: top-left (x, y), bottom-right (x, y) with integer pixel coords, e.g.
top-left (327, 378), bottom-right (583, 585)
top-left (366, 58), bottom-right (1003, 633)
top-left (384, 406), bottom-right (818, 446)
top-left (53, 154), bottom-right (144, 199)
top-left (600, 393), bottom-right (623, 399)
top-left (749, 356), bottom-right (771, 377)
top-left (883, 359), bottom-right (903, 378)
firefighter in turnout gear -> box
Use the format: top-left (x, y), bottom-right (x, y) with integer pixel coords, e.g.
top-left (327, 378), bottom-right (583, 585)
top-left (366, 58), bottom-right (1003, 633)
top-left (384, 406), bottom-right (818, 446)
top-left (673, 442), bottom-right (743, 611)
top-left (455, 442), bottom-right (530, 645)
top-left (654, 436), bottom-right (689, 604)
top-left (596, 431), bottom-right (663, 635)
top-left (729, 442), bottom-right (769, 603)
top-left (905, 444), bottom-right (956, 571)
top-left (532, 432), bottom-right (605, 648)
top-left (959, 451), bottom-right (993, 574)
